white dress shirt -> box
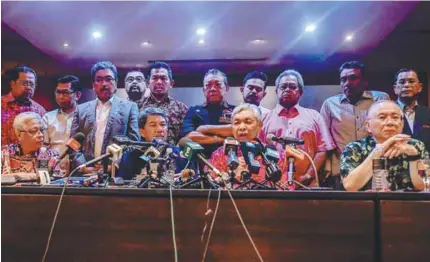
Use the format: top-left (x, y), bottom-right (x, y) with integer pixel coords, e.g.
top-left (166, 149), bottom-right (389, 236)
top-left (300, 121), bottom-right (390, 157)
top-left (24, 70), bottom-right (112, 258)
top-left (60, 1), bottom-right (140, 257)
top-left (94, 96), bottom-right (114, 157)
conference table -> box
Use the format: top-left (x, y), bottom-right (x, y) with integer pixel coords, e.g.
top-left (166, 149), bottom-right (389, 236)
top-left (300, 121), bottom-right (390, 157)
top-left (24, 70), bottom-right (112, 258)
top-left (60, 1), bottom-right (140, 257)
top-left (2, 187), bottom-right (429, 262)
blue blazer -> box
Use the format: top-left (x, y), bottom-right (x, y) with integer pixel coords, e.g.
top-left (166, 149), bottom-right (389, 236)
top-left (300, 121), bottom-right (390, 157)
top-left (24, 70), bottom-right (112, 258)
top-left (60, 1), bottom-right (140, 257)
top-left (71, 95), bottom-right (140, 161)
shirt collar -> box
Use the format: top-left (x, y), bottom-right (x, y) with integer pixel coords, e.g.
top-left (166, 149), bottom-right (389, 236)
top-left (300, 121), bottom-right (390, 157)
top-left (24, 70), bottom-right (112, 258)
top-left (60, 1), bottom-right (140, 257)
top-left (275, 103), bottom-right (300, 116)
top-left (340, 91), bottom-right (372, 103)
top-left (396, 99), bottom-right (418, 111)
top-left (202, 100), bottom-right (230, 108)
top-left (148, 94), bottom-right (172, 104)
top-left (4, 92), bottom-right (33, 106)
top-left (96, 95), bottom-right (115, 106)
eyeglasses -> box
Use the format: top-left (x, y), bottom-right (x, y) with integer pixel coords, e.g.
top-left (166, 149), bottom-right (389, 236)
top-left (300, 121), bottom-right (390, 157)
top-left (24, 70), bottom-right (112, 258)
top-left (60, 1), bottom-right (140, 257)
top-left (16, 80), bottom-right (36, 88)
top-left (95, 76), bottom-right (116, 84)
top-left (369, 115), bottom-right (403, 124)
top-left (278, 84), bottom-right (299, 91)
top-left (55, 89), bottom-right (75, 96)
top-left (20, 128), bottom-right (45, 136)
top-left (125, 76), bottom-right (145, 83)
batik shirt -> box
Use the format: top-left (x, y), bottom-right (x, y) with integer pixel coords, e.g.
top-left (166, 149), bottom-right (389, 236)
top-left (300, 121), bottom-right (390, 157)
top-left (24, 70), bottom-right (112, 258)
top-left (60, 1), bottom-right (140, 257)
top-left (141, 95), bottom-right (189, 145)
top-left (340, 136), bottom-right (429, 191)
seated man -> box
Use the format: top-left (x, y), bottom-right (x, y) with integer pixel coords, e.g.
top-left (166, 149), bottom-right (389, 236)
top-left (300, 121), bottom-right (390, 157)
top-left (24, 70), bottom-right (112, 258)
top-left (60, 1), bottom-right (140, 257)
top-left (341, 100), bottom-right (429, 191)
top-left (208, 104), bottom-right (287, 185)
top-left (118, 108), bottom-right (189, 180)
top-left (1, 112), bottom-right (63, 180)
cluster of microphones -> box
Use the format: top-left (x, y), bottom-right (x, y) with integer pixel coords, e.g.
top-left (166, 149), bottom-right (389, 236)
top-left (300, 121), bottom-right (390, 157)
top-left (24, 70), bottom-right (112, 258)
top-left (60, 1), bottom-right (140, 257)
top-left (2, 131), bottom-right (305, 190)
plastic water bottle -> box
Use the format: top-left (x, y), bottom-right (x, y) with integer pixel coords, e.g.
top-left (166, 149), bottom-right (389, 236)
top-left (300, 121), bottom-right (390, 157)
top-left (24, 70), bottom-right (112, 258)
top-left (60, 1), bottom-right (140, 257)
top-left (372, 158), bottom-right (389, 191)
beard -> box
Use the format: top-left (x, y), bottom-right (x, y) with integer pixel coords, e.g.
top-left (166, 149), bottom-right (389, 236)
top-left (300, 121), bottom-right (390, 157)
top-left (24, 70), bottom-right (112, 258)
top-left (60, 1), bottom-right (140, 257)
top-left (128, 90), bottom-right (143, 101)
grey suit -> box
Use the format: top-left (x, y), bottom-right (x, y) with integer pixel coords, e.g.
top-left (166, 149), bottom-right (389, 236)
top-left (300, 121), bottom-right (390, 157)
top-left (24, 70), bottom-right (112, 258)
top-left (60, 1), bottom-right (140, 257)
top-left (71, 95), bottom-right (140, 161)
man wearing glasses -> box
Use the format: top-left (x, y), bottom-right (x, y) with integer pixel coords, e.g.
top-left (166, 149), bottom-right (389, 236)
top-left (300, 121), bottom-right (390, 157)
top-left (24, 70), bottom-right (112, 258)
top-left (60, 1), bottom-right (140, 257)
top-left (259, 69), bottom-right (336, 187)
top-left (393, 68), bottom-right (430, 153)
top-left (341, 100), bottom-right (428, 191)
top-left (71, 61), bottom-right (139, 171)
top-left (140, 62), bottom-right (188, 145)
top-left (42, 75), bottom-right (81, 173)
top-left (124, 69), bottom-right (149, 110)
top-left (1, 66), bottom-right (46, 145)
top-left (320, 61), bottom-right (389, 189)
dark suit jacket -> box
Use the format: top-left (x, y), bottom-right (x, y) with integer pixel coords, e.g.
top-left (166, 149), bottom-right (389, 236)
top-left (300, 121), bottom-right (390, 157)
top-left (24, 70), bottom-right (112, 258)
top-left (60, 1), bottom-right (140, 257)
top-left (402, 105), bottom-right (430, 153)
top-left (71, 95), bottom-right (140, 161)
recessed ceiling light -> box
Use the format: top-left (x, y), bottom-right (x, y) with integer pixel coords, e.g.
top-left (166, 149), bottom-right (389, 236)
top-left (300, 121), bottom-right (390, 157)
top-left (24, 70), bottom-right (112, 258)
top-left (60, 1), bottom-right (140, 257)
top-left (305, 24), bottom-right (317, 32)
top-left (345, 34), bottom-right (354, 41)
top-left (141, 41), bottom-right (151, 47)
top-left (251, 39), bottom-right (266, 44)
top-left (198, 39), bottom-right (205, 44)
top-left (92, 31), bottom-right (102, 39)
top-left (196, 28), bottom-right (206, 35)
top-left (63, 42), bottom-right (69, 47)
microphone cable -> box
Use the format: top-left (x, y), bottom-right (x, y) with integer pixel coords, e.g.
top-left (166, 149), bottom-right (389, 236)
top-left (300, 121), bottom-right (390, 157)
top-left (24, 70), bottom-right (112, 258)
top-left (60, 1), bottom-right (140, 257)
top-left (201, 188), bottom-right (221, 262)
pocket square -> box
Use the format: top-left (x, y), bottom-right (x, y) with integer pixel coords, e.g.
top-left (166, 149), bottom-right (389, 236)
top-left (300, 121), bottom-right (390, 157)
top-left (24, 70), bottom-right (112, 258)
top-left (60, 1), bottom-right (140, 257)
top-left (422, 124), bottom-right (430, 128)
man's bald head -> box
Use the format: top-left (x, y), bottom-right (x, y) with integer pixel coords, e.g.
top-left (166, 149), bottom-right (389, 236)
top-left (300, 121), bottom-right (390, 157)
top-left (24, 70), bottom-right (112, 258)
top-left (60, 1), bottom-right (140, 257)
top-left (367, 100), bottom-right (403, 120)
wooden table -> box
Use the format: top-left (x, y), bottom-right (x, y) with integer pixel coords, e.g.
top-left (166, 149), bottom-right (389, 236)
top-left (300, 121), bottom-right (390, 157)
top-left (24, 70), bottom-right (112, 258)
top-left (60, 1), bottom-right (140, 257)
top-left (2, 187), bottom-right (429, 262)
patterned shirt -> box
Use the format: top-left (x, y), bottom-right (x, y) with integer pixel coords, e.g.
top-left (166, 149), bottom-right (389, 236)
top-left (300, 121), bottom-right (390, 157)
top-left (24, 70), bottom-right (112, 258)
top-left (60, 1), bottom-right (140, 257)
top-left (340, 136), bottom-right (429, 191)
top-left (259, 103), bottom-right (336, 177)
top-left (141, 95), bottom-right (189, 145)
top-left (1, 93), bottom-right (46, 145)
top-left (320, 91), bottom-right (389, 176)
top-left (1, 144), bottom-right (60, 175)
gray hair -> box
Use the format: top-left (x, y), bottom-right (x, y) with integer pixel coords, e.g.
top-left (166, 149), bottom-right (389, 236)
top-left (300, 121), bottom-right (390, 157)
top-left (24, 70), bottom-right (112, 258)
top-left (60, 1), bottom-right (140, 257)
top-left (13, 112), bottom-right (42, 137)
top-left (275, 69), bottom-right (304, 91)
top-left (232, 103), bottom-right (262, 123)
top-left (203, 68), bottom-right (229, 88)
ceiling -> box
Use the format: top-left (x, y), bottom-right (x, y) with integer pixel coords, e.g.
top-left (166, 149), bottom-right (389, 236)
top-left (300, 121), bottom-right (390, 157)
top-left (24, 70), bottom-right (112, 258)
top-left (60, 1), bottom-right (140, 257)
top-left (1, 1), bottom-right (419, 68)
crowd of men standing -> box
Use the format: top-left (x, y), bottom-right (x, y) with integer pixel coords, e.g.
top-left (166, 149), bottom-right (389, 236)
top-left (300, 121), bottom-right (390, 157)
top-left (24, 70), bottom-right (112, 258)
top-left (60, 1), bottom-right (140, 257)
top-left (1, 60), bottom-right (429, 191)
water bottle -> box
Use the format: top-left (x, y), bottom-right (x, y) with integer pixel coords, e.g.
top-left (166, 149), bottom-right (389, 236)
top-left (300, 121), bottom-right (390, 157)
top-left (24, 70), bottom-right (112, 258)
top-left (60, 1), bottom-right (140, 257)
top-left (372, 158), bottom-right (389, 191)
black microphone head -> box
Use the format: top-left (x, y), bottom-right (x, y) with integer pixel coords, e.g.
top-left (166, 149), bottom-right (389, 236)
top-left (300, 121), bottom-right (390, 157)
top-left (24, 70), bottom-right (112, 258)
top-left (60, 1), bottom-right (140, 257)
top-left (266, 133), bottom-right (276, 143)
top-left (72, 132), bottom-right (85, 144)
top-left (113, 135), bottom-right (131, 145)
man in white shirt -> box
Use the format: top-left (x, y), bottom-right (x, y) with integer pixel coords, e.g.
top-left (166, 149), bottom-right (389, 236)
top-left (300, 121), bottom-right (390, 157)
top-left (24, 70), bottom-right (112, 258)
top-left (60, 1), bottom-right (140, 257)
top-left (71, 61), bottom-right (140, 168)
top-left (43, 75), bottom-right (82, 173)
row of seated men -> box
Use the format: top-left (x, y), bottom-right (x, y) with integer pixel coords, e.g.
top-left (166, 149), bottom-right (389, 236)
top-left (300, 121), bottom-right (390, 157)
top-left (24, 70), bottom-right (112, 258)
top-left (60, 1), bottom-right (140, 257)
top-left (1, 61), bottom-right (430, 191)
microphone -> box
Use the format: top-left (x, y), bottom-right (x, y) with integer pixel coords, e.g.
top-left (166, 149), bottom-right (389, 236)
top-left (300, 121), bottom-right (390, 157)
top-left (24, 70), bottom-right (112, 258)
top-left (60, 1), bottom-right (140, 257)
top-left (267, 134), bottom-right (304, 145)
top-left (113, 135), bottom-right (155, 147)
top-left (223, 137), bottom-right (239, 171)
top-left (255, 138), bottom-right (282, 182)
top-left (1, 173), bottom-right (51, 185)
top-left (239, 142), bottom-right (261, 174)
top-left (181, 139), bottom-right (231, 188)
top-left (58, 132), bottom-right (85, 160)
top-left (74, 144), bottom-right (123, 174)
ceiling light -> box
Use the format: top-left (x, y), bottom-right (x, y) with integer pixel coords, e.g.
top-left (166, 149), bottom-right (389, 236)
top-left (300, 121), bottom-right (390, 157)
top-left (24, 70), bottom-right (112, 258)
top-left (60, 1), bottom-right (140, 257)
top-left (198, 39), bottom-right (205, 44)
top-left (92, 31), bottom-right (102, 39)
top-left (63, 42), bottom-right (69, 47)
top-left (141, 41), bottom-right (151, 47)
top-left (251, 39), bottom-right (266, 44)
top-left (305, 24), bottom-right (316, 32)
top-left (196, 28), bottom-right (206, 35)
top-left (345, 34), bottom-right (354, 41)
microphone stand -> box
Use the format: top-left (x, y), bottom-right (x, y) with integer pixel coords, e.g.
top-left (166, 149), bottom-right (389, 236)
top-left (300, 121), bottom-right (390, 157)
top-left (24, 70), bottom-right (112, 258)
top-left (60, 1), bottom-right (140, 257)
top-left (137, 158), bottom-right (171, 188)
top-left (177, 160), bottom-right (220, 189)
top-left (236, 171), bottom-right (271, 190)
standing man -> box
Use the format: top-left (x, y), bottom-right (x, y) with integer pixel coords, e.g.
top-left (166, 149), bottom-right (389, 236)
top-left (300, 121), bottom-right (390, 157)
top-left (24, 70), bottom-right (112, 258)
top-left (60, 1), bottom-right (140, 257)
top-left (2, 66), bottom-right (46, 145)
top-left (42, 75), bottom-right (82, 173)
top-left (240, 71), bottom-right (270, 115)
top-left (179, 69), bottom-right (235, 157)
top-left (140, 62), bottom-right (188, 145)
top-left (393, 68), bottom-right (430, 153)
top-left (320, 61), bottom-right (389, 189)
top-left (124, 69), bottom-right (149, 110)
top-left (71, 61), bottom-right (140, 163)
top-left (260, 69), bottom-right (336, 186)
